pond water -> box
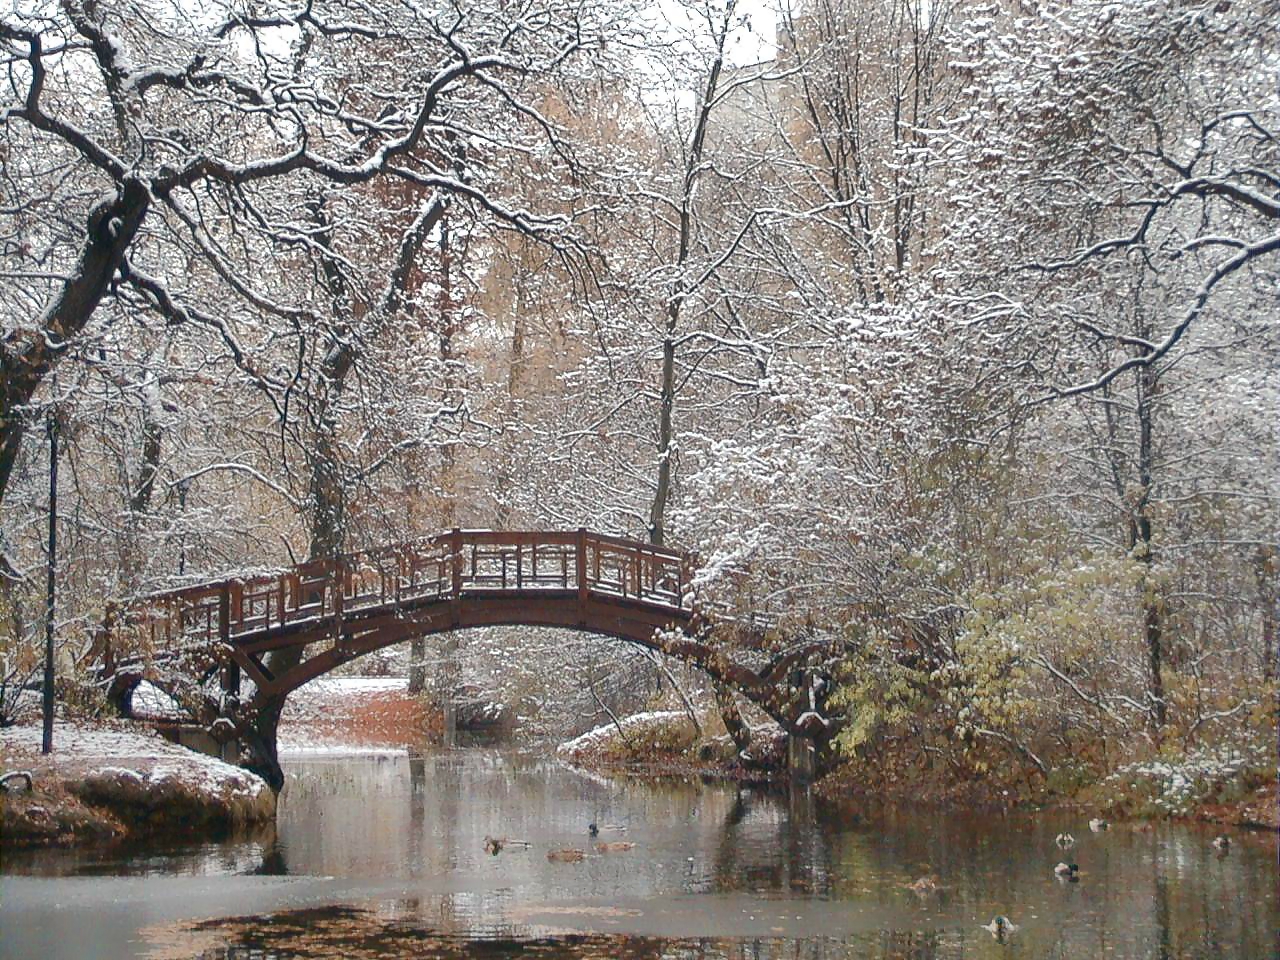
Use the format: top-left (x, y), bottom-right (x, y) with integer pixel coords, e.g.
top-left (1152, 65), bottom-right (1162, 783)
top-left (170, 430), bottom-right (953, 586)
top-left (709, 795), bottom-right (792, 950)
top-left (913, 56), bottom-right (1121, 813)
top-left (1, 749), bottom-right (1275, 959)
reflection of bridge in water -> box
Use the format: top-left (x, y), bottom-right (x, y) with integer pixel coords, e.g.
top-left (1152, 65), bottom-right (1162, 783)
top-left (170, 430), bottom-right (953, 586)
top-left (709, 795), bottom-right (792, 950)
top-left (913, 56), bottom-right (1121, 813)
top-left (96, 529), bottom-right (830, 779)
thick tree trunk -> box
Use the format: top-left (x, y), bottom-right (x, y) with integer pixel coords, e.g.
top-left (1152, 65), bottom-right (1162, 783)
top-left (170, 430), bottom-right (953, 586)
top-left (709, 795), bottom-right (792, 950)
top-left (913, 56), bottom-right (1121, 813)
top-left (715, 680), bottom-right (753, 757)
top-left (1134, 361), bottom-right (1166, 729)
top-left (119, 414), bottom-right (163, 592)
top-left (649, 332), bottom-right (676, 546)
top-left (242, 699), bottom-right (286, 792)
top-left (246, 194), bottom-right (352, 789)
top-left (129, 418), bottom-right (162, 514)
top-left (246, 428), bottom-right (346, 790)
top-left (306, 421), bottom-right (346, 562)
top-left (1256, 546), bottom-right (1276, 682)
top-left (244, 195), bottom-right (446, 788)
top-left (0, 180), bottom-right (149, 508)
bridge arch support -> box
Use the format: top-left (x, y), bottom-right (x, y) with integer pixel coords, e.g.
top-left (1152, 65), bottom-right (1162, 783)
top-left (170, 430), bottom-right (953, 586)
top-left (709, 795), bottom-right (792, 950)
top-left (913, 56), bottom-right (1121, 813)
top-left (265, 589), bottom-right (698, 698)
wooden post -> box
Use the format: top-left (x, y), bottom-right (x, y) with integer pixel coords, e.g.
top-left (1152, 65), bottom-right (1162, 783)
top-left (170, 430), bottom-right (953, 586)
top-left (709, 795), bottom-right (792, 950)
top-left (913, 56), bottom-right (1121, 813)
top-left (215, 583), bottom-right (238, 718)
top-left (229, 582), bottom-right (244, 633)
top-left (576, 528), bottom-right (588, 617)
top-left (222, 659), bottom-right (240, 701)
top-left (333, 560), bottom-right (345, 643)
top-left (451, 528), bottom-right (463, 628)
top-left (41, 411), bottom-right (58, 755)
top-left (218, 585), bottom-right (230, 647)
top-left (451, 529), bottom-right (464, 596)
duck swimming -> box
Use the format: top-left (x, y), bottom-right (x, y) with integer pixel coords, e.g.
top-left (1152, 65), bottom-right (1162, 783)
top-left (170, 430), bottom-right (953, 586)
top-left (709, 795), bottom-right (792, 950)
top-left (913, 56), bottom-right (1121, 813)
top-left (483, 836), bottom-right (530, 855)
top-left (1055, 832), bottom-right (1075, 848)
top-left (1054, 862), bottom-right (1079, 879)
top-left (1212, 835), bottom-right (1231, 851)
top-left (1089, 818), bottom-right (1110, 832)
top-left (547, 848), bottom-right (586, 863)
top-left (982, 916), bottom-right (1017, 940)
top-left (594, 841), bottom-right (636, 853)
top-left (904, 875), bottom-right (939, 895)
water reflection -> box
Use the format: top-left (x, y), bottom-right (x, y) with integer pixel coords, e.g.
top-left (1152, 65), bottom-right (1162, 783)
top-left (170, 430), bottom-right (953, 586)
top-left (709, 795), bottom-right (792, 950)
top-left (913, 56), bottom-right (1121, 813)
top-left (260, 751), bottom-right (1274, 958)
top-left (3, 823), bottom-right (279, 878)
top-left (2, 749), bottom-right (1276, 960)
top-left (273, 750), bottom-right (817, 907)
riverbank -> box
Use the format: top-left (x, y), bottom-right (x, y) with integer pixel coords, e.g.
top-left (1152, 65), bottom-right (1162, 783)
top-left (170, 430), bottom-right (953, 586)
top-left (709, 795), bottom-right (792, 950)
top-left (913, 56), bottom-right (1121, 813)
top-left (0, 721), bottom-right (275, 848)
top-left (814, 766), bottom-right (1278, 831)
top-left (553, 710), bottom-right (1277, 831)
top-left (811, 746), bottom-right (1278, 831)
top-left (554, 710), bottom-right (789, 785)
top-left (8, 683), bottom-right (1267, 854)
top-left (0, 679), bottom-right (436, 849)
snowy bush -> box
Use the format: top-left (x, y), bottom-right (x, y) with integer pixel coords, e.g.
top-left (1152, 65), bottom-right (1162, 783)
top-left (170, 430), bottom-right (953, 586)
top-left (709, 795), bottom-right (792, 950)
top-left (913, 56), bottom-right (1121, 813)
top-left (1104, 745), bottom-right (1270, 818)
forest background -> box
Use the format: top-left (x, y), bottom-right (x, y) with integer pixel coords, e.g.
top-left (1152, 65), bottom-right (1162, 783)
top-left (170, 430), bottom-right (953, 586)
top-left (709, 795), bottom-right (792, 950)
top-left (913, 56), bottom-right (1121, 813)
top-left (1, 0), bottom-right (1275, 811)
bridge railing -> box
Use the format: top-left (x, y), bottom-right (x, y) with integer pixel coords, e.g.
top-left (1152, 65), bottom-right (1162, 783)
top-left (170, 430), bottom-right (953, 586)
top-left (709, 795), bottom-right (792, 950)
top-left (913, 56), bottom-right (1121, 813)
top-left (100, 529), bottom-right (690, 657)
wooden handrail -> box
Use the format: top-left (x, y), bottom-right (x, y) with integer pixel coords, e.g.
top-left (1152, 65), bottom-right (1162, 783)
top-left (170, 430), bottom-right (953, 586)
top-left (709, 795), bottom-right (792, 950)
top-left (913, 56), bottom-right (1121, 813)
top-left (105, 529), bottom-right (693, 653)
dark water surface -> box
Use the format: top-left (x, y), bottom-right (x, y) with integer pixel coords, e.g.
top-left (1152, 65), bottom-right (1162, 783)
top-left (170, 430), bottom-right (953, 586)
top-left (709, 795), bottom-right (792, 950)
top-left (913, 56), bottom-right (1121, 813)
top-left (2, 749), bottom-right (1275, 959)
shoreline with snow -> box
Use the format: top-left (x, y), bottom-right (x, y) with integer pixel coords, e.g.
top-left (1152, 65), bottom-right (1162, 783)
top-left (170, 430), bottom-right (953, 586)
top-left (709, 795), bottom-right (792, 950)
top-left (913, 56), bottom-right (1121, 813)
top-left (0, 721), bottom-right (275, 849)
top-left (0, 676), bottom-right (434, 848)
top-left (555, 710), bottom-right (787, 785)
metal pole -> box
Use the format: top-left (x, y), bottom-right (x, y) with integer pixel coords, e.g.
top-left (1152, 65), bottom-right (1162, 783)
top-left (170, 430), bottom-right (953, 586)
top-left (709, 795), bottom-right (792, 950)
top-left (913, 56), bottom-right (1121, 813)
top-left (42, 411), bottom-right (58, 754)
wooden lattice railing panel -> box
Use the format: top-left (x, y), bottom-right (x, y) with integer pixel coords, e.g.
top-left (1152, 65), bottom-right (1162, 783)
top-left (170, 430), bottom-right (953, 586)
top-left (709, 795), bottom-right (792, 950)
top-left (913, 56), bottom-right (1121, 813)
top-left (98, 530), bottom-right (692, 663)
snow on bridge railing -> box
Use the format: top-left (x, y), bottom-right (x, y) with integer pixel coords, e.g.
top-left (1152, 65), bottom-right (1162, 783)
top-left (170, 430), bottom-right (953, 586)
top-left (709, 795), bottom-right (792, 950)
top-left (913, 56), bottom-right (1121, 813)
top-left (97, 529), bottom-right (692, 659)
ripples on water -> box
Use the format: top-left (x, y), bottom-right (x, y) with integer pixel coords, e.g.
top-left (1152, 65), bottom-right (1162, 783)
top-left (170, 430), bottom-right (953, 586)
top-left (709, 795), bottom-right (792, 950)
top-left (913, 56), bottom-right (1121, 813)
top-left (2, 750), bottom-right (1275, 959)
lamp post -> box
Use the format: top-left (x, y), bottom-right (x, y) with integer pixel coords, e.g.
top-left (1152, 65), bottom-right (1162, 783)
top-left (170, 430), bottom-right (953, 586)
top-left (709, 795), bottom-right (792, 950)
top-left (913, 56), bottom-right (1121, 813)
top-left (42, 409), bottom-right (58, 754)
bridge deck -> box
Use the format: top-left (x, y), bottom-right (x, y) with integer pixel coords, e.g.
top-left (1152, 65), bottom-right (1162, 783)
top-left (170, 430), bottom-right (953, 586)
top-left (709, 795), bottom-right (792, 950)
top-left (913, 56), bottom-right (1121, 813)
top-left (105, 529), bottom-right (690, 657)
top-left (94, 530), bottom-right (820, 774)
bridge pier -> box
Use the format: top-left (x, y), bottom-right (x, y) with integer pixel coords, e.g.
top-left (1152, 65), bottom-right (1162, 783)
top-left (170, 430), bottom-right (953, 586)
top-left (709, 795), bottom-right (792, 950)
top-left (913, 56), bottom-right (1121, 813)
top-left (787, 733), bottom-right (816, 783)
top-left (440, 632), bottom-right (460, 747)
top-left (221, 660), bottom-right (240, 703)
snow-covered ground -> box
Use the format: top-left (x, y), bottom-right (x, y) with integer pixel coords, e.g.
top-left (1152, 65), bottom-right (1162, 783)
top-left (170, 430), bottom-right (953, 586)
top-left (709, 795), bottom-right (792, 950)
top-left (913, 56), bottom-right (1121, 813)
top-left (295, 677), bottom-right (409, 696)
top-left (556, 711), bottom-right (694, 762)
top-left (129, 681), bottom-right (182, 719)
top-left (277, 676), bottom-right (418, 756)
top-left (1, 720), bottom-right (268, 800)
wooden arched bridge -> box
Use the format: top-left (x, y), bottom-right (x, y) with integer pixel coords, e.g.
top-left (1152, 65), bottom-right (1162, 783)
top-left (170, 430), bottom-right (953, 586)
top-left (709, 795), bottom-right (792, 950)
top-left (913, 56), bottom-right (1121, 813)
top-left (95, 529), bottom-right (835, 784)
